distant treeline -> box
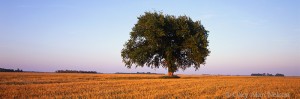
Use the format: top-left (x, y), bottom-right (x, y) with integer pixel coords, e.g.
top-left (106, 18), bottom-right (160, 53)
top-left (0, 68), bottom-right (23, 72)
top-left (115, 72), bottom-right (162, 74)
top-left (56, 70), bottom-right (97, 73)
top-left (251, 73), bottom-right (284, 76)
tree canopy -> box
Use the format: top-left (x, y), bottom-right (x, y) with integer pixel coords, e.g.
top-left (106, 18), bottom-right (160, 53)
top-left (121, 12), bottom-right (210, 76)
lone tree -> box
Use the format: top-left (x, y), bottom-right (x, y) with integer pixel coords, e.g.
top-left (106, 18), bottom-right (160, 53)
top-left (121, 12), bottom-right (210, 76)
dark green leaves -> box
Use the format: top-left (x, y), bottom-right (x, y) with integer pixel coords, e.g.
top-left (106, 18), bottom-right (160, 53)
top-left (121, 11), bottom-right (210, 72)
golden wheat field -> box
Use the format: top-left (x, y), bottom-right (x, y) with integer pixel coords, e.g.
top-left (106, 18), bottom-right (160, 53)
top-left (0, 72), bottom-right (299, 98)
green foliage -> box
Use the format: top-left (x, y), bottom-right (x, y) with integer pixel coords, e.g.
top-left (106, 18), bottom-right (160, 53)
top-left (121, 11), bottom-right (210, 73)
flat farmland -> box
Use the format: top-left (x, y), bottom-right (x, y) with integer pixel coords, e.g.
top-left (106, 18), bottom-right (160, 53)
top-left (0, 72), bottom-right (299, 98)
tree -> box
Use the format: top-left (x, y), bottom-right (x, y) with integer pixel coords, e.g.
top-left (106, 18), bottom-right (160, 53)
top-left (121, 12), bottom-right (210, 76)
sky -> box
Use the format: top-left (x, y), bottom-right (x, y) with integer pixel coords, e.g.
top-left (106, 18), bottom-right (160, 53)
top-left (0, 0), bottom-right (299, 76)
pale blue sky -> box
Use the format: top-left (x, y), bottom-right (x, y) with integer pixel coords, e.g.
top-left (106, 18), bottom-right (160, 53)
top-left (0, 0), bottom-right (299, 75)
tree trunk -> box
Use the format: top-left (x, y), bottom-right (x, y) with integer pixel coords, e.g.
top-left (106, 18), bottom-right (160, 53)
top-left (167, 67), bottom-right (174, 76)
top-left (166, 59), bottom-right (175, 77)
top-left (168, 72), bottom-right (174, 76)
